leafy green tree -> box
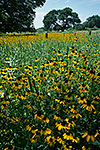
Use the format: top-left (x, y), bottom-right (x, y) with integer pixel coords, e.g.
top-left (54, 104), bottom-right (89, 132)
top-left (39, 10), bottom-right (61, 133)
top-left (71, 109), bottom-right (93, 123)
top-left (43, 7), bottom-right (81, 31)
top-left (43, 10), bottom-right (58, 31)
top-left (74, 24), bottom-right (85, 30)
top-left (0, 0), bottom-right (46, 32)
top-left (83, 15), bottom-right (100, 28)
top-left (36, 27), bottom-right (45, 33)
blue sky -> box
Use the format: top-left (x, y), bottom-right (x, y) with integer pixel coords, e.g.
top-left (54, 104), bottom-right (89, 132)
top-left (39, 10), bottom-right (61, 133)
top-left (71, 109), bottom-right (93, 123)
top-left (34, 0), bottom-right (100, 29)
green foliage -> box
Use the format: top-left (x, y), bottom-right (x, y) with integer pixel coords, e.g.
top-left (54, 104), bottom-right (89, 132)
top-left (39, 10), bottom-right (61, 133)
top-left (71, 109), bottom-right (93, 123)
top-left (0, 32), bottom-right (6, 36)
top-left (89, 26), bottom-right (100, 31)
top-left (83, 15), bottom-right (100, 29)
top-left (0, 0), bottom-right (46, 32)
top-left (43, 7), bottom-right (81, 31)
top-left (36, 27), bottom-right (45, 33)
top-left (74, 24), bottom-right (85, 30)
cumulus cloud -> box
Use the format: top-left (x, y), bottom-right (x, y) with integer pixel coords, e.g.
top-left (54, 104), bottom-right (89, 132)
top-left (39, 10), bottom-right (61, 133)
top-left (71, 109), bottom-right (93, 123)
top-left (35, 11), bottom-right (47, 16)
top-left (66, 0), bottom-right (70, 2)
top-left (34, 11), bottom-right (48, 29)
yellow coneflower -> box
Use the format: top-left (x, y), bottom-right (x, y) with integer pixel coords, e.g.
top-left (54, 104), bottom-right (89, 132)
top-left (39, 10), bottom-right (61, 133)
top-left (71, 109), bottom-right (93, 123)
top-left (94, 130), bottom-right (100, 137)
top-left (63, 145), bottom-right (72, 150)
top-left (81, 132), bottom-right (95, 142)
top-left (4, 145), bottom-right (15, 150)
top-left (52, 50), bottom-right (56, 54)
top-left (42, 117), bottom-right (50, 123)
top-left (30, 136), bottom-right (37, 143)
top-left (45, 136), bottom-right (56, 146)
top-left (26, 104), bottom-right (32, 110)
top-left (63, 132), bottom-right (73, 140)
top-left (44, 128), bottom-right (52, 136)
top-left (82, 146), bottom-right (86, 150)
top-left (54, 114), bottom-right (61, 120)
top-left (35, 58), bottom-right (39, 62)
top-left (81, 101), bottom-right (95, 111)
top-left (34, 113), bottom-right (44, 121)
top-left (57, 137), bottom-right (64, 145)
top-left (26, 125), bottom-right (31, 131)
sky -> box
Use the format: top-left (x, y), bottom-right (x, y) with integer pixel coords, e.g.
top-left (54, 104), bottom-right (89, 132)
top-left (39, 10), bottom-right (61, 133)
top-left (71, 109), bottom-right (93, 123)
top-left (34, 0), bottom-right (100, 29)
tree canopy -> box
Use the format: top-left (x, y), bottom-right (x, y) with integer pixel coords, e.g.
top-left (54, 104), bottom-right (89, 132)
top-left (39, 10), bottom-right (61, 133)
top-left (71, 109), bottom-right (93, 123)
top-left (83, 15), bottom-right (100, 29)
top-left (0, 0), bottom-right (46, 32)
top-left (43, 7), bottom-right (81, 31)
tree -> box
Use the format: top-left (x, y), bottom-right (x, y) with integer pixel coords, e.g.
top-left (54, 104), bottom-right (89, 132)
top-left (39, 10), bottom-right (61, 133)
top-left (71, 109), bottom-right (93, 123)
top-left (43, 10), bottom-right (58, 31)
top-left (0, 0), bottom-right (46, 32)
top-left (83, 15), bottom-right (100, 28)
top-left (36, 27), bottom-right (45, 33)
top-left (74, 24), bottom-right (85, 30)
top-left (43, 7), bottom-right (81, 31)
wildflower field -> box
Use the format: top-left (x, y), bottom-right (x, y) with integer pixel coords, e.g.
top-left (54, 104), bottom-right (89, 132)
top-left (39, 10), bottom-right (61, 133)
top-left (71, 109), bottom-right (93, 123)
top-left (0, 32), bottom-right (100, 150)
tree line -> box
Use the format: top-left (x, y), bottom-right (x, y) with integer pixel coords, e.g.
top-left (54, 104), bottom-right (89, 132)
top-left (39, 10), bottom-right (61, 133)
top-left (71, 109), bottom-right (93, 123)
top-left (43, 8), bottom-right (100, 32)
top-left (0, 0), bottom-right (100, 33)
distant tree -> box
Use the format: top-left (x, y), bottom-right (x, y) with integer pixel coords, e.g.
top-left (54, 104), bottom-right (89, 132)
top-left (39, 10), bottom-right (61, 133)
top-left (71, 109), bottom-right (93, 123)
top-left (83, 15), bottom-right (100, 28)
top-left (43, 10), bottom-right (58, 31)
top-left (74, 24), bottom-right (85, 30)
top-left (43, 7), bottom-right (81, 31)
top-left (36, 27), bottom-right (45, 33)
top-left (0, 0), bottom-right (46, 32)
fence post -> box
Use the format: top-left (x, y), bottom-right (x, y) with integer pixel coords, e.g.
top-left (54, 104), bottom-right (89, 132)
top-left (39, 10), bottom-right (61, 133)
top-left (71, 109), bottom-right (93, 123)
top-left (45, 32), bottom-right (48, 38)
top-left (89, 30), bottom-right (91, 35)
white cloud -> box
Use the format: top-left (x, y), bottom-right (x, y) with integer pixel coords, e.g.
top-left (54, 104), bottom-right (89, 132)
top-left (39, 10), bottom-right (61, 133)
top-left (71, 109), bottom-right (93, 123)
top-left (34, 11), bottom-right (48, 29)
top-left (35, 11), bottom-right (47, 16)
top-left (66, 0), bottom-right (70, 2)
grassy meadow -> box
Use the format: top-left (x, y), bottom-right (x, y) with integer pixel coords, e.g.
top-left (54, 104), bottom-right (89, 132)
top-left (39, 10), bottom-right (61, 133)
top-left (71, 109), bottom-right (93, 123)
top-left (0, 32), bottom-right (100, 150)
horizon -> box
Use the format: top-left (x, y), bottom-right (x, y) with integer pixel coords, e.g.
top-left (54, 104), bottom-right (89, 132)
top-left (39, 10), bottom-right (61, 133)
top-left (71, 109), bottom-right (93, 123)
top-left (34, 0), bottom-right (100, 29)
